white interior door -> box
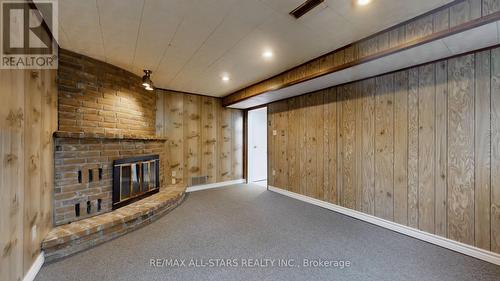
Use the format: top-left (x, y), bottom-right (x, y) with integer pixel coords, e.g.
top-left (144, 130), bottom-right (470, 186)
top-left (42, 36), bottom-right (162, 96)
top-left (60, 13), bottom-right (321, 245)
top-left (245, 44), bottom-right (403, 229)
top-left (248, 107), bottom-right (267, 182)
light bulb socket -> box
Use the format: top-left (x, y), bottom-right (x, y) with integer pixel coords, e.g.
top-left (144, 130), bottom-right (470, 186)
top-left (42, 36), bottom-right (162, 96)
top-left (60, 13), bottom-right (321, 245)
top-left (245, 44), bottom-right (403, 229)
top-left (142, 70), bottom-right (154, 90)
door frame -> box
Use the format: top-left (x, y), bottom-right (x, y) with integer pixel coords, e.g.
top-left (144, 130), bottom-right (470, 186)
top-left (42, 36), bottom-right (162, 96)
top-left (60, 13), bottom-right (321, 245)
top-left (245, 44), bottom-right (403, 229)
top-left (244, 104), bottom-right (269, 186)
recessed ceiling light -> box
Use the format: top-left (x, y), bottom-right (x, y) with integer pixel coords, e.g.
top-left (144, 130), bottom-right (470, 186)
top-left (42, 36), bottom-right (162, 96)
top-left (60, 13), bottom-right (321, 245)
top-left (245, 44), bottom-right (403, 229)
top-left (262, 50), bottom-right (273, 59)
top-left (356, 0), bottom-right (371, 6)
top-left (222, 75), bottom-right (230, 82)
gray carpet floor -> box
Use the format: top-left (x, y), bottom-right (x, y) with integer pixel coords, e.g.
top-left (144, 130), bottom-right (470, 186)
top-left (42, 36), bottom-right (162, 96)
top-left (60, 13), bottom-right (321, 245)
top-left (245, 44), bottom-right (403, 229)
top-left (36, 184), bottom-right (500, 281)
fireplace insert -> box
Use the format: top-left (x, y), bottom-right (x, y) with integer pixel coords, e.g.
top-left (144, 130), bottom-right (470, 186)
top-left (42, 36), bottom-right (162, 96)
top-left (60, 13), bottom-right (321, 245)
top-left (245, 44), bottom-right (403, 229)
top-left (112, 155), bottom-right (160, 209)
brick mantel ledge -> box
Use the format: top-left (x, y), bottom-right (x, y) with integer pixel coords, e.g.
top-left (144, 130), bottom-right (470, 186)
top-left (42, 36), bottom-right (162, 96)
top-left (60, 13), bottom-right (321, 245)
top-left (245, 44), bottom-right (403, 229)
top-left (42, 186), bottom-right (186, 262)
top-left (53, 131), bottom-right (167, 141)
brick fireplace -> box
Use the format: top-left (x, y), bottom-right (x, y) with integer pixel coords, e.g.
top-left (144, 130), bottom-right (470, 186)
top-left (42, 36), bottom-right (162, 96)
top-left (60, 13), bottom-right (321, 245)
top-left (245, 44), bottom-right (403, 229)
top-left (53, 49), bottom-right (166, 226)
top-left (53, 133), bottom-right (166, 225)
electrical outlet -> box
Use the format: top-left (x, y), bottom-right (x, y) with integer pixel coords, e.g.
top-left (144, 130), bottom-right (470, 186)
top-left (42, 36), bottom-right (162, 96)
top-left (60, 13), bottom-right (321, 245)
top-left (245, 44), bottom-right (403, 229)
top-left (273, 130), bottom-right (277, 136)
top-left (172, 178), bottom-right (176, 185)
top-left (272, 170), bottom-right (276, 176)
top-left (172, 170), bottom-right (176, 177)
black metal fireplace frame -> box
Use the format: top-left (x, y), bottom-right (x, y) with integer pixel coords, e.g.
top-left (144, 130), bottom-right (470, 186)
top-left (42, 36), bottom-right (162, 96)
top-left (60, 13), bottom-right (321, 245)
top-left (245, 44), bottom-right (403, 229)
top-left (112, 155), bottom-right (160, 210)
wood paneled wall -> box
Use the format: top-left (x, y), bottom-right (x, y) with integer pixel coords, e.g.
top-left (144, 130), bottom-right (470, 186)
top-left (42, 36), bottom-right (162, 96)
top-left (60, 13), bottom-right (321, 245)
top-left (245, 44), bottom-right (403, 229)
top-left (156, 90), bottom-right (243, 187)
top-left (0, 69), bottom-right (57, 281)
top-left (223, 0), bottom-right (500, 106)
top-left (268, 47), bottom-right (500, 254)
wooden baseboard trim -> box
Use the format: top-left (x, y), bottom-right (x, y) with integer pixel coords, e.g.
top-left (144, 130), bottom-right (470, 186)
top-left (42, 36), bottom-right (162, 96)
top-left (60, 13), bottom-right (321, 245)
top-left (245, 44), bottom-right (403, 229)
top-left (268, 186), bottom-right (500, 266)
top-left (186, 179), bottom-right (246, 192)
top-left (23, 251), bottom-right (44, 281)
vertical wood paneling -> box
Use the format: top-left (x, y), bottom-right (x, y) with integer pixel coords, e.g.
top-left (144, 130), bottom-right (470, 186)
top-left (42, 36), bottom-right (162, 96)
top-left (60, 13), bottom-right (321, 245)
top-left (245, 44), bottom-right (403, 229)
top-left (447, 54), bottom-right (475, 245)
top-left (333, 50), bottom-right (345, 67)
top-left (405, 14), bottom-right (433, 42)
top-left (375, 75), bottom-right (395, 221)
top-left (267, 48), bottom-right (500, 254)
top-left (166, 93), bottom-right (184, 186)
top-left (0, 70), bottom-right (25, 281)
top-left (276, 101), bottom-right (288, 189)
top-left (155, 93), bottom-right (164, 136)
top-left (267, 105), bottom-right (275, 187)
top-left (305, 93), bottom-right (324, 199)
top-left (389, 26), bottom-right (406, 48)
top-left (418, 64), bottom-right (436, 233)
top-left (184, 95), bottom-right (202, 183)
top-left (24, 71), bottom-right (43, 269)
top-left (314, 93), bottom-right (325, 200)
top-left (355, 84), bottom-right (363, 211)
top-left (435, 61), bottom-right (448, 237)
top-left (299, 96), bottom-right (308, 195)
top-left (156, 91), bottom-right (243, 186)
top-left (336, 93), bottom-right (343, 204)
top-left (474, 50), bottom-right (491, 250)
top-left (491, 47), bottom-right (500, 252)
top-left (433, 8), bottom-right (450, 32)
top-left (324, 88), bottom-right (337, 203)
top-left (340, 85), bottom-right (356, 208)
top-left (287, 98), bottom-right (300, 193)
top-left (232, 110), bottom-right (244, 180)
top-left (483, 0), bottom-right (500, 15)
top-left (408, 68), bottom-right (420, 228)
top-left (361, 79), bottom-right (375, 215)
top-left (219, 107), bottom-right (233, 182)
top-left (394, 71), bottom-right (409, 225)
top-left (1, 69), bottom-right (56, 281)
top-left (40, 69), bottom-right (57, 247)
top-left (449, 0), bottom-right (481, 27)
top-left (201, 97), bottom-right (218, 183)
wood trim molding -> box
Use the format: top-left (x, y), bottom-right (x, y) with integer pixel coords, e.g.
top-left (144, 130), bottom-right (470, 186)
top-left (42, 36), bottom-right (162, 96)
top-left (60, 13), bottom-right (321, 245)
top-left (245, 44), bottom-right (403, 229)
top-left (185, 179), bottom-right (246, 192)
top-left (268, 186), bottom-right (500, 266)
top-left (222, 0), bottom-right (500, 107)
top-left (22, 252), bottom-right (44, 281)
top-left (156, 87), bottom-right (220, 99)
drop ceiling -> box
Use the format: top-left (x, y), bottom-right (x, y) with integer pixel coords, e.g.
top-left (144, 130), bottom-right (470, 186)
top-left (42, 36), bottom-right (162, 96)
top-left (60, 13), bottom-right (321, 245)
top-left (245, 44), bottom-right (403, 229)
top-left (55, 0), bottom-right (452, 97)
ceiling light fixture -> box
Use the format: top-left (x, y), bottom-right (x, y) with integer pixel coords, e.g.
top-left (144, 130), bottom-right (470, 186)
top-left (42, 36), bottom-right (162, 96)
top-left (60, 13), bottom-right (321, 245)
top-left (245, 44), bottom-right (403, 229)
top-left (222, 74), bottom-right (230, 82)
top-left (262, 50), bottom-right (273, 59)
top-left (356, 0), bottom-right (371, 6)
top-left (142, 70), bottom-right (154, 91)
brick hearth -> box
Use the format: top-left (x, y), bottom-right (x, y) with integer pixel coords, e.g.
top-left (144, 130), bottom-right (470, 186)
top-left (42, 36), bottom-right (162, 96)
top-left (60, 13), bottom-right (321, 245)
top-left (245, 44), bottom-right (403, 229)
top-left (43, 186), bottom-right (185, 262)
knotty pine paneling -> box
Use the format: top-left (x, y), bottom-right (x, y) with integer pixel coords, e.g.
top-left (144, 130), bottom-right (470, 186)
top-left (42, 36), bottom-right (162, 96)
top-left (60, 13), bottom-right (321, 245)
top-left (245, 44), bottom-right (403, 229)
top-left (360, 79), bottom-right (375, 215)
top-left (393, 71), bottom-right (408, 225)
top-left (447, 54), bottom-right (475, 245)
top-left (418, 64), bottom-right (436, 234)
top-left (491, 47), bottom-right (500, 252)
top-left (0, 69), bottom-right (57, 281)
top-left (201, 97), bottom-right (218, 184)
top-left (374, 74), bottom-right (394, 221)
top-left (268, 47), bottom-right (500, 254)
top-left (156, 90), bottom-right (243, 187)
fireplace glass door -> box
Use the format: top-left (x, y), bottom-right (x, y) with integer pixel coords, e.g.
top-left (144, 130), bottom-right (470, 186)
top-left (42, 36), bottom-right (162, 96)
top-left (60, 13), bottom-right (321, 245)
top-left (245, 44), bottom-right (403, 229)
top-left (113, 155), bottom-right (160, 209)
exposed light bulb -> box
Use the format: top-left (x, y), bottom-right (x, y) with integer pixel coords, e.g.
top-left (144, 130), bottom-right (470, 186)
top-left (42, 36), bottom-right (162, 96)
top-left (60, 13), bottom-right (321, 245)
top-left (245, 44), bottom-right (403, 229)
top-left (262, 50), bottom-right (273, 59)
top-left (357, 0), bottom-right (371, 6)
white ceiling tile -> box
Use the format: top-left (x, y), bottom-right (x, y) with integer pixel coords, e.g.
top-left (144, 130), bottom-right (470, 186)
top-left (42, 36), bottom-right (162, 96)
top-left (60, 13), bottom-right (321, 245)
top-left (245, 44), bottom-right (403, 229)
top-left (131, 0), bottom-right (188, 72)
top-left (58, 0), bottom-right (105, 59)
top-left (57, 0), bottom-right (455, 97)
top-left (97, 0), bottom-right (144, 69)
